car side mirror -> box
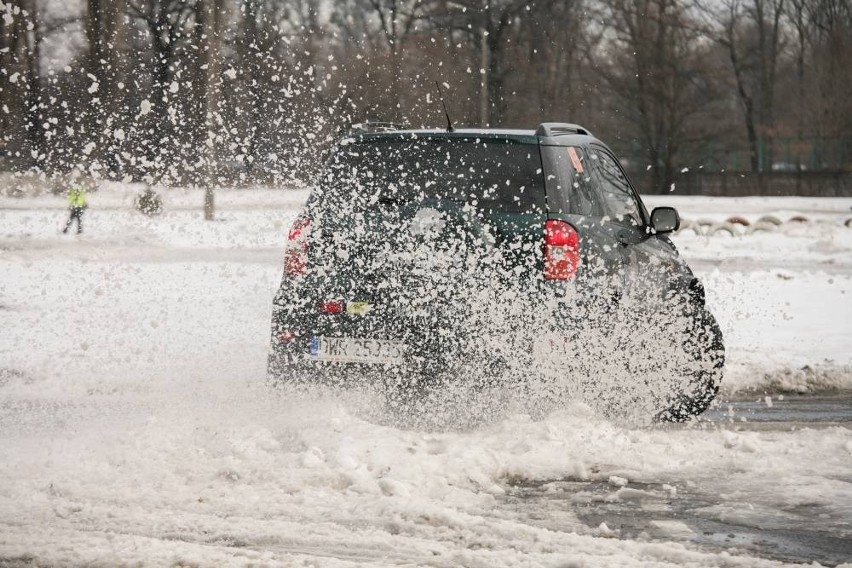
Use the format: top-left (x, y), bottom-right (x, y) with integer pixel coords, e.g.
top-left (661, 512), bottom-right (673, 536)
top-left (650, 207), bottom-right (680, 234)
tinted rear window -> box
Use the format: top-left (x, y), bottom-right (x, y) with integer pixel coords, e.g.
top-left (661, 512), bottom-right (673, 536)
top-left (316, 138), bottom-right (546, 214)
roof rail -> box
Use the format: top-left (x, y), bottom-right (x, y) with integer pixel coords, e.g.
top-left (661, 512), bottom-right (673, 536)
top-left (535, 123), bottom-right (592, 138)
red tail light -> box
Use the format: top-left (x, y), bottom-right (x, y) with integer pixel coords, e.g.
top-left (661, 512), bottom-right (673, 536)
top-left (544, 220), bottom-right (580, 280)
top-left (284, 214), bottom-right (311, 277)
top-left (318, 301), bottom-right (345, 315)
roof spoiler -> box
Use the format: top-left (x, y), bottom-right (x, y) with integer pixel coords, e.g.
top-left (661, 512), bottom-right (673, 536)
top-left (535, 123), bottom-right (592, 137)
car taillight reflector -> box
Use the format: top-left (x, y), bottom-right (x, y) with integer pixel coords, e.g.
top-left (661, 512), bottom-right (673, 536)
top-left (318, 301), bottom-right (345, 315)
top-left (544, 220), bottom-right (580, 280)
top-left (284, 214), bottom-right (311, 277)
top-left (276, 330), bottom-right (296, 343)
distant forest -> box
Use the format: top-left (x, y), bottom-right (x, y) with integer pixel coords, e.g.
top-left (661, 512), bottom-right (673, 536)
top-left (2, 0), bottom-right (851, 193)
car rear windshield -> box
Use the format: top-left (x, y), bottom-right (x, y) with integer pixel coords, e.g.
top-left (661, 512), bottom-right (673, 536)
top-left (316, 137), bottom-right (546, 214)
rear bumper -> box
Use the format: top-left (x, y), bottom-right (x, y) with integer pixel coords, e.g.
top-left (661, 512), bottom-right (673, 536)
top-left (266, 296), bottom-right (596, 390)
top-left (267, 305), bottom-right (479, 384)
top-left (266, 273), bottom-right (715, 388)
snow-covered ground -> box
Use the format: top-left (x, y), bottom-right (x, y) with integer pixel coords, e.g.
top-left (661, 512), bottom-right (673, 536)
top-left (644, 195), bottom-right (852, 393)
top-left (1, 185), bottom-right (851, 566)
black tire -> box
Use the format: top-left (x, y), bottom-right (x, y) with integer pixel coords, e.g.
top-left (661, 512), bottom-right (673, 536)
top-left (655, 308), bottom-right (725, 422)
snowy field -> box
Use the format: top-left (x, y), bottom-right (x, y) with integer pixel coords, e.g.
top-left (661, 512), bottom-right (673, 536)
top-left (1, 184), bottom-right (851, 566)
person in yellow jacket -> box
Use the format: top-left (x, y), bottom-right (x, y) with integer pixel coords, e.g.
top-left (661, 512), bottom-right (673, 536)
top-left (62, 179), bottom-right (88, 234)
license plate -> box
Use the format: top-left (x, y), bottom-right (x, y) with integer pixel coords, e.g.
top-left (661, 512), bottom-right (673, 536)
top-left (309, 336), bottom-right (405, 364)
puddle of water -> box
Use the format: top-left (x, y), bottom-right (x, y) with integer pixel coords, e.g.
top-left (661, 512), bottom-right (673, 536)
top-left (502, 477), bottom-right (852, 566)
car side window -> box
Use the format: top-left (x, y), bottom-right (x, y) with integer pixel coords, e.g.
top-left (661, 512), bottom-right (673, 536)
top-left (540, 145), bottom-right (606, 216)
top-left (566, 146), bottom-right (607, 217)
top-left (588, 146), bottom-right (643, 226)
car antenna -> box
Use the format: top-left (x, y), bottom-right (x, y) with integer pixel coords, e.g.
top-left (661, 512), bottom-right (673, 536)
top-left (435, 81), bottom-right (455, 133)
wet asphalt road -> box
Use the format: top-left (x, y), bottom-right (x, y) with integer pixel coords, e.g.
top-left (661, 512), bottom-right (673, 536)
top-left (505, 393), bottom-right (852, 567)
top-left (704, 393), bottom-right (852, 429)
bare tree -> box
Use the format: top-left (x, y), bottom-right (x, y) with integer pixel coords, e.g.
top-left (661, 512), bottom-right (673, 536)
top-left (196, 0), bottom-right (226, 219)
top-left (329, 0), bottom-right (431, 122)
top-left (85, 0), bottom-right (129, 174)
top-left (425, 0), bottom-right (528, 126)
top-left (808, 0), bottom-right (852, 146)
top-left (233, 0), bottom-right (333, 182)
top-left (367, 0), bottom-right (426, 118)
top-left (127, 0), bottom-right (198, 173)
top-left (788, 0), bottom-right (810, 142)
top-left (237, 0), bottom-right (320, 177)
top-left (514, 0), bottom-right (591, 124)
top-left (0, 0), bottom-right (45, 168)
top-left (2, 0), bottom-right (849, 183)
top-left (712, 0), bottom-right (785, 172)
top-left (598, 0), bottom-right (718, 191)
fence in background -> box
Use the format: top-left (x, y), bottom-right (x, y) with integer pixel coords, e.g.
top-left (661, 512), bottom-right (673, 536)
top-left (631, 171), bottom-right (852, 197)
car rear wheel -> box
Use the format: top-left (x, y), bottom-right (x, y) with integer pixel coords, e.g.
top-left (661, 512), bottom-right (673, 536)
top-left (578, 303), bottom-right (724, 423)
top-left (655, 307), bottom-right (725, 422)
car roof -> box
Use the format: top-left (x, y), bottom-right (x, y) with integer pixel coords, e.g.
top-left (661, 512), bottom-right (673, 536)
top-left (341, 128), bottom-right (599, 147)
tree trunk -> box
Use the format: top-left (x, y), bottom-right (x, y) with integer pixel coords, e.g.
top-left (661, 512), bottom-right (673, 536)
top-left (479, 26), bottom-right (490, 126)
top-left (199, 0), bottom-right (224, 221)
top-left (727, 35), bottom-right (760, 172)
top-left (21, 0), bottom-right (44, 167)
top-left (85, 0), bottom-right (126, 174)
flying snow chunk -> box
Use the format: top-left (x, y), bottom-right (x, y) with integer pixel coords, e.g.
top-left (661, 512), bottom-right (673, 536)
top-left (113, 129), bottom-right (125, 141)
top-left (9, 72), bottom-right (19, 83)
top-left (224, 68), bottom-right (237, 80)
top-left (88, 81), bottom-right (99, 94)
top-left (140, 100), bottom-right (152, 116)
top-left (169, 81), bottom-right (179, 94)
top-left (608, 475), bottom-right (628, 487)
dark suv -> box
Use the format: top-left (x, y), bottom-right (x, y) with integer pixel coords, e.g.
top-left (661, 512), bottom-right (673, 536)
top-left (268, 123), bottom-right (724, 421)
